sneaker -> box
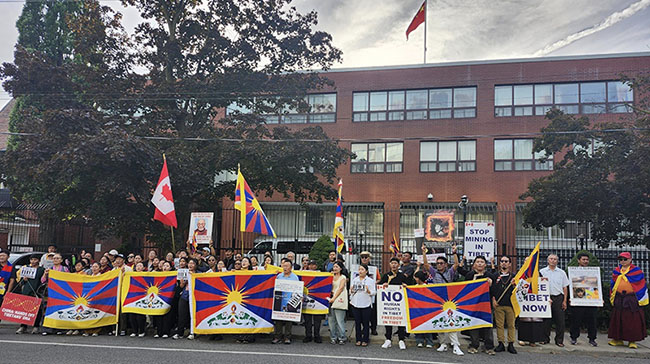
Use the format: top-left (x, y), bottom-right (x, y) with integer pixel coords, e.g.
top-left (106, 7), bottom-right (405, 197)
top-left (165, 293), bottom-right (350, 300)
top-left (187, 334), bottom-right (195, 340)
top-left (398, 340), bottom-right (406, 350)
top-left (30, 327), bottom-right (39, 335)
top-left (16, 327), bottom-right (25, 334)
top-left (453, 345), bottom-right (465, 356)
top-left (437, 343), bottom-right (448, 352)
top-left (330, 339), bottom-right (337, 345)
top-left (495, 342), bottom-right (505, 352)
top-left (120, 331), bottom-right (126, 336)
top-left (82, 333), bottom-right (89, 337)
top-left (154, 334), bottom-right (160, 338)
top-left (66, 330), bottom-right (74, 335)
top-left (72, 330), bottom-right (80, 336)
top-left (381, 339), bottom-right (392, 349)
top-left (130, 333), bottom-right (137, 337)
top-left (284, 338), bottom-right (291, 345)
top-left (338, 339), bottom-right (345, 345)
top-left (468, 347), bottom-right (478, 354)
top-left (570, 338), bottom-right (577, 345)
top-left (589, 339), bottom-right (597, 347)
top-left (426, 344), bottom-right (433, 348)
top-left (92, 333), bottom-right (99, 337)
top-left (507, 342), bottom-right (517, 354)
top-left (172, 334), bottom-right (180, 340)
top-left (417, 343), bottom-right (423, 348)
top-left (629, 342), bottom-right (638, 349)
top-left (56, 331), bottom-right (63, 335)
top-left (138, 333), bottom-right (145, 338)
top-left (486, 349), bottom-right (496, 355)
top-left (162, 334), bottom-right (169, 338)
top-left (42, 332), bottom-right (48, 336)
top-left (272, 338), bottom-right (282, 344)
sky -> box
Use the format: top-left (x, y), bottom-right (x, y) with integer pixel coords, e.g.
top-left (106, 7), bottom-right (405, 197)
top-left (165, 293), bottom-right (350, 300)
top-left (1, 0), bottom-right (649, 109)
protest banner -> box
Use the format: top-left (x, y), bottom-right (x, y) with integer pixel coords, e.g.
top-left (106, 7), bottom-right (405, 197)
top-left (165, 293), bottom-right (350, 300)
top-left (177, 268), bottom-right (189, 281)
top-left (295, 271), bottom-right (332, 315)
top-left (0, 292), bottom-right (41, 326)
top-left (272, 279), bottom-right (304, 322)
top-left (188, 212), bottom-right (214, 245)
top-left (121, 271), bottom-right (177, 315)
top-left (377, 285), bottom-right (407, 327)
top-left (568, 266), bottom-right (603, 307)
top-left (415, 253), bottom-right (446, 265)
top-left (463, 222), bottom-right (495, 260)
top-left (350, 264), bottom-right (378, 281)
top-left (191, 271), bottom-right (275, 334)
top-left (405, 279), bottom-right (492, 333)
top-left (20, 266), bottom-right (37, 280)
top-left (43, 270), bottom-right (120, 329)
top-left (424, 210), bottom-right (455, 242)
top-left (517, 277), bottom-right (551, 318)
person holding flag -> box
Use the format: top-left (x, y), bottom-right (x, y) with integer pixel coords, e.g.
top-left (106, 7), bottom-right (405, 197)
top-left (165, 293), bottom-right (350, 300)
top-left (389, 233), bottom-right (400, 257)
top-left (608, 252), bottom-right (648, 348)
top-left (333, 179), bottom-right (345, 253)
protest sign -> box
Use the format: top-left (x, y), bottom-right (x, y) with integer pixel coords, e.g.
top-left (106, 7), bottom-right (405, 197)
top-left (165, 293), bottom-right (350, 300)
top-left (272, 279), bottom-right (304, 322)
top-left (424, 210), bottom-right (455, 242)
top-left (415, 253), bottom-right (446, 264)
top-left (20, 266), bottom-right (37, 280)
top-left (517, 277), bottom-right (551, 318)
top-left (464, 222), bottom-right (495, 260)
top-left (177, 268), bottom-right (189, 281)
top-left (350, 264), bottom-right (378, 281)
top-left (377, 285), bottom-right (407, 327)
top-left (0, 292), bottom-right (42, 326)
top-left (568, 266), bottom-right (603, 307)
top-left (188, 212), bottom-right (214, 245)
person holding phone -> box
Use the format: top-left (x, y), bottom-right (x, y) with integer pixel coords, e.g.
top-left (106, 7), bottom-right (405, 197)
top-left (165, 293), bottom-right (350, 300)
top-left (350, 264), bottom-right (376, 346)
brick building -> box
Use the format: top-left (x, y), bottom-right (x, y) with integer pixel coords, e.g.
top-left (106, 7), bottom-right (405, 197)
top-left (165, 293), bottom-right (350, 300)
top-left (218, 52), bottom-right (649, 262)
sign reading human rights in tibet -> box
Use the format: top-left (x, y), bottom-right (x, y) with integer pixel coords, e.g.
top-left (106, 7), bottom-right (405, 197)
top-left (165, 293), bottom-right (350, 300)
top-left (377, 285), bottom-right (407, 327)
top-left (191, 271), bottom-right (276, 334)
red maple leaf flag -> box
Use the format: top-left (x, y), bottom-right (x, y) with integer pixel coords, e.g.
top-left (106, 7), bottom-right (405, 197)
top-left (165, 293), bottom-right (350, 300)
top-left (151, 157), bottom-right (177, 228)
top-left (406, 1), bottom-right (426, 40)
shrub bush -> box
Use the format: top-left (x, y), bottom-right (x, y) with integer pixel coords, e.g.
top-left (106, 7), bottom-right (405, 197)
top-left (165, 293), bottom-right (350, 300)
top-left (309, 235), bottom-right (335, 270)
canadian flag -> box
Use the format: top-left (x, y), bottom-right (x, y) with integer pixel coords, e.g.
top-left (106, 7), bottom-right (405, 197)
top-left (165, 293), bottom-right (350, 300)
top-left (151, 157), bottom-right (177, 228)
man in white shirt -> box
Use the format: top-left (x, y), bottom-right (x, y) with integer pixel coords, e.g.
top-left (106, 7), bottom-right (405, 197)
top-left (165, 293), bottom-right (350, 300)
top-left (539, 254), bottom-right (569, 347)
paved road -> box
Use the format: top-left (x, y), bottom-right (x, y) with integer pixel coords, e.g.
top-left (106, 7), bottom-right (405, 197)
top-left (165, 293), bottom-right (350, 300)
top-left (1, 328), bottom-right (647, 364)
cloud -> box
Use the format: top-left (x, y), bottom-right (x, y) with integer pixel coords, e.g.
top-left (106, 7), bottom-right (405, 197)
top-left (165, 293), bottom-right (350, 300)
top-left (533, 0), bottom-right (650, 56)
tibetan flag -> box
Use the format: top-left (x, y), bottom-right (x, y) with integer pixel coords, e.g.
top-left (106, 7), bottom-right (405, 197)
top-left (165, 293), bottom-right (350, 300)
top-left (406, 1), bottom-right (426, 40)
top-left (296, 271), bottom-right (333, 314)
top-left (121, 271), bottom-right (176, 315)
top-left (332, 179), bottom-right (345, 253)
top-left (264, 264), bottom-right (282, 273)
top-left (389, 233), bottom-right (400, 256)
top-left (191, 271), bottom-right (276, 334)
top-left (405, 279), bottom-right (492, 333)
top-left (511, 241), bottom-right (541, 317)
top-left (611, 264), bottom-right (648, 306)
top-left (234, 166), bottom-right (277, 238)
top-left (151, 155), bottom-right (177, 228)
top-left (43, 270), bottom-right (120, 329)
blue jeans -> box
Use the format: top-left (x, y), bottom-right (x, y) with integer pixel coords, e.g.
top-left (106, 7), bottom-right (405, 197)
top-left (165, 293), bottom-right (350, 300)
top-left (328, 308), bottom-right (346, 342)
top-left (415, 333), bottom-right (434, 346)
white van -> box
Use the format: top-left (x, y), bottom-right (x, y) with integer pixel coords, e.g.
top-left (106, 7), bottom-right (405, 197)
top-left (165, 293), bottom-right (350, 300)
top-left (247, 237), bottom-right (358, 271)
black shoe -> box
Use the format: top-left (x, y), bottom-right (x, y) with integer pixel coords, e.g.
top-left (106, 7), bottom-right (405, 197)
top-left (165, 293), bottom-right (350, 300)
top-left (371, 330), bottom-right (378, 336)
top-left (507, 343), bottom-right (518, 354)
top-left (271, 338), bottom-right (281, 344)
top-left (314, 336), bottom-right (323, 343)
top-left (495, 342), bottom-right (505, 352)
top-left (303, 336), bottom-right (313, 343)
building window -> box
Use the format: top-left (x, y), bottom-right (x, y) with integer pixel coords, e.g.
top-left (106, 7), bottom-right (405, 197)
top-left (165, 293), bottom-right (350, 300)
top-left (227, 93), bottom-right (336, 124)
top-left (351, 142), bottom-right (403, 173)
top-left (494, 139), bottom-right (553, 171)
top-left (420, 140), bottom-right (476, 172)
top-left (494, 81), bottom-right (633, 117)
top-left (353, 86), bottom-right (476, 122)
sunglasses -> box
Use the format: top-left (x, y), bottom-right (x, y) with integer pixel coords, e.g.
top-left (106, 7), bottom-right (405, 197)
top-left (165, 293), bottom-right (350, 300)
top-left (500, 260), bottom-right (510, 263)
top-left (618, 257), bottom-right (629, 261)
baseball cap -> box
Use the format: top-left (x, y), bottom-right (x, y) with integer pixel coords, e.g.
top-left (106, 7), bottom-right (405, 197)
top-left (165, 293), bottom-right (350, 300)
top-left (115, 253), bottom-right (125, 259)
top-left (360, 251), bottom-right (372, 258)
top-left (202, 247), bottom-right (210, 252)
top-left (308, 260), bottom-right (318, 266)
top-left (618, 252), bottom-right (631, 259)
top-left (109, 249), bottom-right (119, 256)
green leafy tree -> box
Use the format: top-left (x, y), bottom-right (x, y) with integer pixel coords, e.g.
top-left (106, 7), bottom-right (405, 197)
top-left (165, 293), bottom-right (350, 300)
top-left (1, 0), bottom-right (350, 247)
top-left (309, 234), bottom-right (335, 269)
top-left (520, 76), bottom-right (650, 248)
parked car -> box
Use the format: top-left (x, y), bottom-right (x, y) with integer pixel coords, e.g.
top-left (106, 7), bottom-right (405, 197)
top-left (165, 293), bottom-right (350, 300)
top-left (8, 251), bottom-right (45, 269)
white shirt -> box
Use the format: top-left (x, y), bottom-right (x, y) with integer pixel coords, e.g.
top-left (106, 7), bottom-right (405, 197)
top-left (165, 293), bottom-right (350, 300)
top-left (349, 276), bottom-right (376, 308)
top-left (540, 266), bottom-right (569, 296)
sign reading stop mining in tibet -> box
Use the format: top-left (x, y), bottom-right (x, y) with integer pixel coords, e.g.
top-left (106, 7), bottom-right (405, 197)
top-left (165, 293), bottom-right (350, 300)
top-left (464, 222), bottom-right (495, 260)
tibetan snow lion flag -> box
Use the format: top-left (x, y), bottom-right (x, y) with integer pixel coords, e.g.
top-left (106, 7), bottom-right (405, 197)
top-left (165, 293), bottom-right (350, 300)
top-left (191, 271), bottom-right (276, 334)
top-left (43, 270), bottom-right (120, 329)
top-left (295, 271), bottom-right (333, 315)
top-left (405, 279), bottom-right (492, 333)
top-left (121, 271), bottom-right (176, 315)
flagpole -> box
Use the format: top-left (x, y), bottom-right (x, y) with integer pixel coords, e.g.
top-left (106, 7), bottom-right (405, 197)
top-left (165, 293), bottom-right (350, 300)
top-left (171, 226), bottom-right (176, 253)
top-left (423, 0), bottom-right (427, 64)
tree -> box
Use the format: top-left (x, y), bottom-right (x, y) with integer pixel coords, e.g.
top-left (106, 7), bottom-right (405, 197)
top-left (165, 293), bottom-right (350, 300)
top-left (520, 76), bottom-right (650, 248)
top-left (1, 0), bottom-right (350, 246)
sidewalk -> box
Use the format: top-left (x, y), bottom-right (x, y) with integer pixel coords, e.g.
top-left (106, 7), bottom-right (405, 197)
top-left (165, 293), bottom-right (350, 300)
top-left (2, 320), bottom-right (648, 358)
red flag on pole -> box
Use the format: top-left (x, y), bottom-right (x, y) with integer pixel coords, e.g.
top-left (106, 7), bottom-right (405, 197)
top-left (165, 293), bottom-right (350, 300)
top-left (151, 156), bottom-right (177, 228)
top-left (406, 1), bottom-right (426, 40)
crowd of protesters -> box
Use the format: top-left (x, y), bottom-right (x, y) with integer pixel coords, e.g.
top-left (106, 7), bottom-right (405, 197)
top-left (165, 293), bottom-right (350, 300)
top-left (0, 242), bottom-right (647, 354)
